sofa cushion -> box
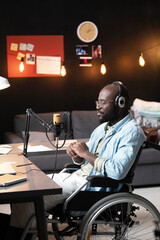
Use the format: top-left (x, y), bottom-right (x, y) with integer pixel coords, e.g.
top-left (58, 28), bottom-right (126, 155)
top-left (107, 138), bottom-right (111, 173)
top-left (71, 111), bottom-right (99, 139)
top-left (138, 148), bottom-right (160, 165)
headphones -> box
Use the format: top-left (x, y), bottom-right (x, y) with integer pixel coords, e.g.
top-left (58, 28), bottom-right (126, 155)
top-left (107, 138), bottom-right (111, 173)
top-left (113, 81), bottom-right (126, 110)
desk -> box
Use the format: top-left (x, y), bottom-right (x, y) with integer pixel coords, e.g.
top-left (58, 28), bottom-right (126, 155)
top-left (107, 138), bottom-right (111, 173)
top-left (2, 139), bottom-right (88, 155)
top-left (0, 154), bottom-right (62, 240)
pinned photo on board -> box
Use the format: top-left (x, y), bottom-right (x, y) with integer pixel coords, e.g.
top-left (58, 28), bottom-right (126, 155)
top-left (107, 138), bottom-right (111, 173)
top-left (26, 53), bottom-right (35, 65)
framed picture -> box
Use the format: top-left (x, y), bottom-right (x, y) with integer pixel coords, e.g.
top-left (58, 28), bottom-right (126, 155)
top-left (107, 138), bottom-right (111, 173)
top-left (76, 45), bottom-right (89, 55)
top-left (92, 45), bottom-right (102, 58)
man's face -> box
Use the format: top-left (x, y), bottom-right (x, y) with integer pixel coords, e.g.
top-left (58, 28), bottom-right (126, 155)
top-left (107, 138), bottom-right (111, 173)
top-left (96, 85), bottom-right (119, 124)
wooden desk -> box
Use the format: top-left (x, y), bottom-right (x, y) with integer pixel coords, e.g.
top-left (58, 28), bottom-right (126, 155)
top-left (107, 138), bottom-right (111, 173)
top-left (0, 154), bottom-right (62, 240)
top-left (1, 138), bottom-right (88, 156)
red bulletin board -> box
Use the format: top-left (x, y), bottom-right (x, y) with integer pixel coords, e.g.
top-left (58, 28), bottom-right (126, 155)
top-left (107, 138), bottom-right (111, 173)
top-left (6, 35), bottom-right (64, 78)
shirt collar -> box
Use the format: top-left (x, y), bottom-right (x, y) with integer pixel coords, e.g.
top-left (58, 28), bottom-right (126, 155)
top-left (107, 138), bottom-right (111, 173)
top-left (104, 113), bottom-right (133, 133)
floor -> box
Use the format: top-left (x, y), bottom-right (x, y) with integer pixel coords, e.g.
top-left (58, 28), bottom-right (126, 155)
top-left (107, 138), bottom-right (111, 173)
top-left (0, 186), bottom-right (160, 239)
top-left (134, 186), bottom-right (160, 212)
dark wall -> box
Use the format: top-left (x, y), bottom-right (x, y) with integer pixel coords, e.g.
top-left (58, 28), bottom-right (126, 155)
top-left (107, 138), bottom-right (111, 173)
top-left (0, 0), bottom-right (160, 142)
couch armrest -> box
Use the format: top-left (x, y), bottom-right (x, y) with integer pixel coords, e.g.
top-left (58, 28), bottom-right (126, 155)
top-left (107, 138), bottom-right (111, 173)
top-left (4, 132), bottom-right (23, 143)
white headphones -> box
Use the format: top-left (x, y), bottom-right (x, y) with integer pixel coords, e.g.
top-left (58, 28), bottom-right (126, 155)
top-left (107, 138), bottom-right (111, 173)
top-left (113, 81), bottom-right (126, 110)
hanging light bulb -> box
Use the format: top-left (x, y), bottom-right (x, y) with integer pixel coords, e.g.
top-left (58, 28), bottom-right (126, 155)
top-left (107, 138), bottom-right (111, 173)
top-left (100, 62), bottom-right (107, 75)
top-left (19, 57), bottom-right (24, 72)
top-left (139, 52), bottom-right (145, 67)
top-left (61, 62), bottom-right (66, 77)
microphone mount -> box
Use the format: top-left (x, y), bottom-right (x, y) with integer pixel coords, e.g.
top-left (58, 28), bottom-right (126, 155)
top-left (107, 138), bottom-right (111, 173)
top-left (23, 109), bottom-right (70, 156)
top-left (23, 108), bottom-right (54, 156)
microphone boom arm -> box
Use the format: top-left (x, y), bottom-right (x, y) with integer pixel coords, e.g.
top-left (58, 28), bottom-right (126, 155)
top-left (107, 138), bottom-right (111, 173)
top-left (23, 108), bottom-right (53, 156)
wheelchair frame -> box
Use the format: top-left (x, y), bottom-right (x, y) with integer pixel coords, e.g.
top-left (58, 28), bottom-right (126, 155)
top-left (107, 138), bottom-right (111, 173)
top-left (20, 141), bottom-right (160, 240)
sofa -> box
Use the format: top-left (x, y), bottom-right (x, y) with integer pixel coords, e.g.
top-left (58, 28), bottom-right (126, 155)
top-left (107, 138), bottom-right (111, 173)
top-left (4, 110), bottom-right (160, 187)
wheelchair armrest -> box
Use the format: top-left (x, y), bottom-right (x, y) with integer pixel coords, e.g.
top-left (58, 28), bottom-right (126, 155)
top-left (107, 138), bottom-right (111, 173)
top-left (62, 163), bottom-right (81, 174)
top-left (64, 163), bottom-right (81, 169)
top-left (144, 140), bottom-right (160, 151)
top-left (86, 175), bottom-right (132, 188)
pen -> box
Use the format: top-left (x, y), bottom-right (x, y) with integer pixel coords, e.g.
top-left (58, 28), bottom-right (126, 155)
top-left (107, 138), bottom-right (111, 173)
top-left (16, 163), bottom-right (33, 167)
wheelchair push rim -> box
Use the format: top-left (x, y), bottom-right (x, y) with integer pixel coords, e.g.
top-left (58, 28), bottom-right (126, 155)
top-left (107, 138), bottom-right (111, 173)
top-left (80, 192), bottom-right (160, 240)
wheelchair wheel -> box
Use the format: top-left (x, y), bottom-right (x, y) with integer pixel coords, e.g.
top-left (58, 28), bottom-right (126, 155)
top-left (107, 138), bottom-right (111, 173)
top-left (80, 192), bottom-right (160, 240)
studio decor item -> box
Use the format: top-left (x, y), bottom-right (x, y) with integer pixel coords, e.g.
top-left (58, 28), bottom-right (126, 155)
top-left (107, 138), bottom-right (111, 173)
top-left (7, 35), bottom-right (64, 78)
top-left (0, 76), bottom-right (10, 90)
top-left (77, 21), bottom-right (98, 43)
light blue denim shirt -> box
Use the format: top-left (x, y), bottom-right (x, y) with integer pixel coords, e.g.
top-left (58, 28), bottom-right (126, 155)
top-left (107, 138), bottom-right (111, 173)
top-left (85, 113), bottom-right (146, 192)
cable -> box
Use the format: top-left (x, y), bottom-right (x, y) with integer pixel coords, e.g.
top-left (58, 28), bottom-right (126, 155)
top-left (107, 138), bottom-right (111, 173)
top-left (45, 128), bottom-right (67, 179)
top-left (16, 168), bottom-right (42, 174)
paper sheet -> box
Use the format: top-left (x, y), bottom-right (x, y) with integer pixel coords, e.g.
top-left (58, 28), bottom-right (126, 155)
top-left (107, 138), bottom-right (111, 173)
top-left (0, 145), bottom-right (12, 155)
top-left (0, 164), bottom-right (16, 175)
top-left (36, 56), bottom-right (61, 75)
top-left (18, 145), bottom-right (53, 152)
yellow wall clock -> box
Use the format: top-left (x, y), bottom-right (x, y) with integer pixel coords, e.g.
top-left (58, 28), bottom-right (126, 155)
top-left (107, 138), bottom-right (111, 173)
top-left (77, 21), bottom-right (98, 43)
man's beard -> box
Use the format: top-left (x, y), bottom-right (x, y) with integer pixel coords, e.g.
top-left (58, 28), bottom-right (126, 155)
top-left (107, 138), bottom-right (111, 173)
top-left (98, 107), bottom-right (120, 124)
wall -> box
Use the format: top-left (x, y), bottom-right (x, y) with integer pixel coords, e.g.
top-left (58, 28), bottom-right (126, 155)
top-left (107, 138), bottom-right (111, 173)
top-left (0, 0), bottom-right (160, 142)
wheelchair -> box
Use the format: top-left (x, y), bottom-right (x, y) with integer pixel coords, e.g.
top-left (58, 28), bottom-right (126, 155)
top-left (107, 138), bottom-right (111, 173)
top-left (21, 141), bottom-right (160, 240)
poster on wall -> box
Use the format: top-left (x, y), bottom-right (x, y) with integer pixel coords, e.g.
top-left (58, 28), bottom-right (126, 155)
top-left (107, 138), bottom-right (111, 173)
top-left (7, 35), bottom-right (64, 78)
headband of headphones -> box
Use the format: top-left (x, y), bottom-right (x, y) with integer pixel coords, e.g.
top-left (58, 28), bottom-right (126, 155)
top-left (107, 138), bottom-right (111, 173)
top-left (113, 81), bottom-right (127, 109)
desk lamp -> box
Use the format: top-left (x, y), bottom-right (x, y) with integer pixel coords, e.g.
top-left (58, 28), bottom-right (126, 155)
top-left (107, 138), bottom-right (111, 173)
top-left (0, 76), bottom-right (10, 90)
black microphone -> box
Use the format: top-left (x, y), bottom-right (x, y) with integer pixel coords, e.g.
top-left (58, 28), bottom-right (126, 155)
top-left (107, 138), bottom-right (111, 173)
top-left (53, 112), bottom-right (70, 138)
top-left (53, 113), bottom-right (62, 137)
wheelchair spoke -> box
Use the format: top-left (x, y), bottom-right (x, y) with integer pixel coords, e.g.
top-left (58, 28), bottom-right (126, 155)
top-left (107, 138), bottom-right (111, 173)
top-left (80, 193), bottom-right (160, 240)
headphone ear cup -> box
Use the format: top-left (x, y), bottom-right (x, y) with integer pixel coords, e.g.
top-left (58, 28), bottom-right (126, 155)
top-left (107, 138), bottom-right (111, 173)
top-left (118, 96), bottom-right (126, 109)
top-left (115, 96), bottom-right (126, 109)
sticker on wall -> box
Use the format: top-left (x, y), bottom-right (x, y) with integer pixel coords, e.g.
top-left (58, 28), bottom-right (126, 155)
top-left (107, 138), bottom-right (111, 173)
top-left (92, 45), bottom-right (102, 58)
top-left (76, 45), bottom-right (88, 55)
top-left (17, 52), bottom-right (25, 60)
top-left (19, 43), bottom-right (27, 51)
top-left (27, 43), bottom-right (34, 52)
top-left (79, 56), bottom-right (92, 67)
top-left (10, 43), bottom-right (18, 51)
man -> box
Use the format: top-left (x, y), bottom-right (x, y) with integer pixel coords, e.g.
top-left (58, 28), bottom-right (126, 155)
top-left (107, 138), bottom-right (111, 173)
top-left (1, 81), bottom-right (145, 239)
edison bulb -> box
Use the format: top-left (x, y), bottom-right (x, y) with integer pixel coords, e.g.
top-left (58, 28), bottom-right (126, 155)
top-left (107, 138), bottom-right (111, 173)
top-left (100, 63), bottom-right (107, 75)
top-left (19, 61), bottom-right (24, 72)
top-left (139, 53), bottom-right (145, 67)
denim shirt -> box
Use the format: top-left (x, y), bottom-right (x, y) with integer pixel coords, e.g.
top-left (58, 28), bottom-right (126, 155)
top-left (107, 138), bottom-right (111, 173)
top-left (85, 113), bottom-right (146, 192)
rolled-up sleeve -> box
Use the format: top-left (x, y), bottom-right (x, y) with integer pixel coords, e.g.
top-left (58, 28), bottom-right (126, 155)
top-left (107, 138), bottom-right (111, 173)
top-left (94, 157), bottom-right (105, 172)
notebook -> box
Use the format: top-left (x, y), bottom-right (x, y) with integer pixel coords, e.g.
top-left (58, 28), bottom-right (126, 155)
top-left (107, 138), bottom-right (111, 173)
top-left (0, 174), bottom-right (27, 187)
top-left (0, 163), bottom-right (16, 176)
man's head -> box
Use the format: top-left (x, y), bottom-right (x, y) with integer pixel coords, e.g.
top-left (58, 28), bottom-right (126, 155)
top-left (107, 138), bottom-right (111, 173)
top-left (96, 81), bottom-right (129, 125)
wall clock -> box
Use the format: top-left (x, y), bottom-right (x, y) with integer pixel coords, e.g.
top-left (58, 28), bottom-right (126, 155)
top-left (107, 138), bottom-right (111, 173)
top-left (77, 21), bottom-right (98, 43)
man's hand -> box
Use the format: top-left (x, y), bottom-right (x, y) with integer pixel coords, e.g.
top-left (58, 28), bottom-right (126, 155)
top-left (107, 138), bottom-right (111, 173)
top-left (66, 142), bottom-right (78, 158)
top-left (72, 142), bottom-right (89, 159)
top-left (73, 142), bottom-right (97, 166)
top-left (66, 142), bottom-right (84, 164)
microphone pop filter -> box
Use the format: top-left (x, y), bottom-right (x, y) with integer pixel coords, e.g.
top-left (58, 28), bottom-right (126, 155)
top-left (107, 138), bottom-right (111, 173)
top-left (62, 112), bottom-right (71, 135)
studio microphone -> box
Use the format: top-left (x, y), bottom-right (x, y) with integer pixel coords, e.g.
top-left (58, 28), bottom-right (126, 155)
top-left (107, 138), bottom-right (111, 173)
top-left (53, 113), bottom-right (61, 137)
top-left (53, 112), bottom-right (71, 138)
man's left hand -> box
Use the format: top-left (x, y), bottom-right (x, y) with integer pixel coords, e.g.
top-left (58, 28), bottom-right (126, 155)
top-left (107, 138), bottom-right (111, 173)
top-left (72, 142), bottom-right (89, 159)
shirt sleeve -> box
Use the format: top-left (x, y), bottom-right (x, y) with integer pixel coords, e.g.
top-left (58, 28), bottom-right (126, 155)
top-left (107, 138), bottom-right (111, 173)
top-left (72, 158), bottom-right (85, 165)
top-left (94, 157), bottom-right (105, 172)
top-left (101, 127), bottom-right (145, 180)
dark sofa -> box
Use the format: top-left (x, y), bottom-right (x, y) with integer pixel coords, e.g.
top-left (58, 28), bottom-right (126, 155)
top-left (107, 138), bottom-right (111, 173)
top-left (4, 110), bottom-right (160, 187)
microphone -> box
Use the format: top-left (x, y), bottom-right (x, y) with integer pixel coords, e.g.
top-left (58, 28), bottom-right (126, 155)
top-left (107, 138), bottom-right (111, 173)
top-left (53, 113), bottom-right (61, 137)
top-left (53, 112), bottom-right (71, 138)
